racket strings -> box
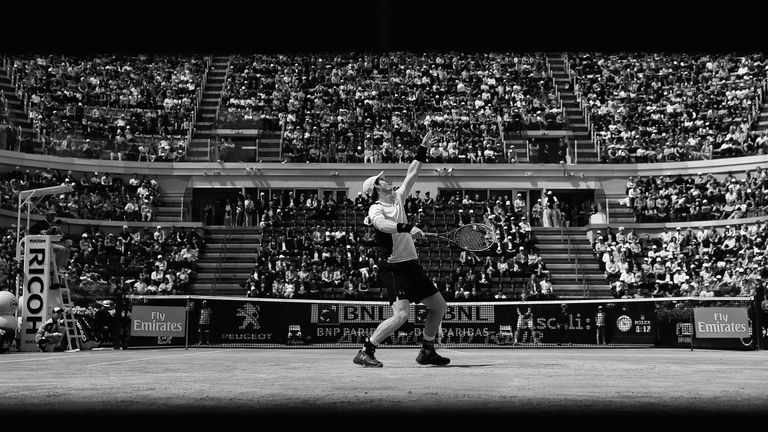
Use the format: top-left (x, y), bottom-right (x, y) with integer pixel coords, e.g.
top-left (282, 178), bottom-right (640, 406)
top-left (455, 224), bottom-right (496, 251)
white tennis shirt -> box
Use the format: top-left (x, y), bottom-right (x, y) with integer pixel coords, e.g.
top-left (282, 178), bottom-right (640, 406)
top-left (368, 189), bottom-right (418, 263)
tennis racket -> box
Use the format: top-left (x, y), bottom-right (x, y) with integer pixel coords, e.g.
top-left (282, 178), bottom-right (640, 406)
top-left (424, 223), bottom-right (498, 252)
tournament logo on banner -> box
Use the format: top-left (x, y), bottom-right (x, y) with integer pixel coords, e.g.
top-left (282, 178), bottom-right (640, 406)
top-left (21, 235), bottom-right (51, 351)
top-left (693, 307), bottom-right (750, 338)
top-left (130, 306), bottom-right (186, 337)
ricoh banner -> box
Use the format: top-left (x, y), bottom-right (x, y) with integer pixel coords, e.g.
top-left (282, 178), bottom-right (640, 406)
top-left (20, 235), bottom-right (52, 352)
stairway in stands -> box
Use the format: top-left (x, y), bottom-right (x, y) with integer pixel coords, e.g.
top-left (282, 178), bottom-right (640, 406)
top-left (0, 64), bottom-right (37, 146)
top-left (545, 53), bottom-right (599, 163)
top-left (534, 227), bottom-right (611, 298)
top-left (758, 96), bottom-right (768, 133)
top-left (186, 55), bottom-right (230, 162)
top-left (191, 226), bottom-right (263, 295)
top-left (605, 193), bottom-right (637, 224)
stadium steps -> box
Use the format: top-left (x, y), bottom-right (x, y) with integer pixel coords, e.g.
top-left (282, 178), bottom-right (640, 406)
top-left (154, 205), bottom-right (184, 222)
top-left (545, 53), bottom-right (598, 163)
top-left (533, 227), bottom-right (607, 296)
top-left (504, 138), bottom-right (530, 162)
top-left (556, 284), bottom-right (612, 299)
top-left (605, 195), bottom-right (636, 223)
top-left (188, 55), bottom-right (231, 161)
top-left (190, 282), bottom-right (245, 296)
top-left (255, 131), bottom-right (283, 162)
top-left (758, 103), bottom-right (768, 131)
top-left (0, 69), bottom-right (35, 134)
top-left (188, 225), bottom-right (263, 294)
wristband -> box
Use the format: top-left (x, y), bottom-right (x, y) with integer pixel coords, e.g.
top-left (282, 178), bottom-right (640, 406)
top-left (414, 145), bottom-right (428, 163)
top-left (396, 223), bottom-right (414, 233)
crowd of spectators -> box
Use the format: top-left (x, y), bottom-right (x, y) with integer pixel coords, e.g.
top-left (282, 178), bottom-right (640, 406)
top-left (0, 221), bottom-right (202, 303)
top-left (7, 52), bottom-right (768, 166)
top-left (40, 133), bottom-right (188, 163)
top-left (0, 225), bottom-right (20, 293)
top-left (622, 167), bottom-right (768, 223)
top-left (229, 187), bottom-right (558, 301)
top-left (593, 222), bottom-right (767, 299)
top-left (568, 53), bottom-right (768, 163)
top-left (67, 224), bottom-right (202, 297)
top-left (221, 53), bottom-right (563, 165)
top-left (7, 55), bottom-right (206, 161)
top-left (0, 168), bottom-right (162, 222)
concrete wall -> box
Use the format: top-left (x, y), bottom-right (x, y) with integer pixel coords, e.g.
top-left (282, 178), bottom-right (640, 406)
top-left (2, 149), bottom-right (767, 205)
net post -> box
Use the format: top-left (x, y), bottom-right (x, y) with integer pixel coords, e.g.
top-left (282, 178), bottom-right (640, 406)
top-left (753, 286), bottom-right (765, 351)
top-left (689, 298), bottom-right (694, 352)
top-left (185, 296), bottom-right (191, 350)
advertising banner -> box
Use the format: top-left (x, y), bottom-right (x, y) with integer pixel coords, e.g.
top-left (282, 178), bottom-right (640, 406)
top-left (20, 235), bottom-right (51, 351)
top-left (130, 306), bottom-right (187, 337)
top-left (693, 307), bottom-right (750, 338)
top-left (125, 297), bottom-right (753, 350)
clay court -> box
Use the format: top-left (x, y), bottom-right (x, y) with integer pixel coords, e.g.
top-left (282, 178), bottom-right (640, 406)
top-left (2, 347), bottom-right (767, 424)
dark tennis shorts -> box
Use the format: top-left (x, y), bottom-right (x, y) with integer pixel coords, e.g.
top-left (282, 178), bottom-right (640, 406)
top-left (378, 259), bottom-right (438, 305)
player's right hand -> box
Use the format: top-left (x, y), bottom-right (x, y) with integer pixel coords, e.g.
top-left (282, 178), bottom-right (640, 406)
top-left (421, 131), bottom-right (438, 148)
top-left (409, 226), bottom-right (424, 240)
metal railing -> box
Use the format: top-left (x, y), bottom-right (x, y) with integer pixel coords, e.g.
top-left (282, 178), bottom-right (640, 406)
top-left (574, 254), bottom-right (579, 283)
top-left (563, 53), bottom-right (598, 156)
top-left (211, 223), bottom-right (233, 295)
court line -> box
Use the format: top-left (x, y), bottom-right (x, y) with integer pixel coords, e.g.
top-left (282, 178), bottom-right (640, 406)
top-left (0, 349), bottom-right (167, 364)
top-left (86, 349), bottom-right (229, 367)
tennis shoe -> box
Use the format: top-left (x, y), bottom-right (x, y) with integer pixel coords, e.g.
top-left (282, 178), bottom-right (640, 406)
top-left (416, 348), bottom-right (450, 366)
top-left (353, 349), bottom-right (383, 367)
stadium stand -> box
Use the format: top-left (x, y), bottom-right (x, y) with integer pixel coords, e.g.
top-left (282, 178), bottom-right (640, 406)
top-left (593, 222), bottom-right (767, 299)
top-left (566, 53), bottom-right (768, 163)
top-left (1, 51), bottom-right (767, 306)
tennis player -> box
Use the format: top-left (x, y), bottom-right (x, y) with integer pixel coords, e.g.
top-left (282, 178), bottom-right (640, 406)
top-left (353, 130), bottom-right (450, 367)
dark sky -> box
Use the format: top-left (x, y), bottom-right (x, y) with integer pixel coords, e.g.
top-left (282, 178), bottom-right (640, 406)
top-left (3, 1), bottom-right (763, 54)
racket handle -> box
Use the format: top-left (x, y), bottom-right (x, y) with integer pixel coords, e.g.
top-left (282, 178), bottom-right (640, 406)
top-left (424, 232), bottom-right (437, 237)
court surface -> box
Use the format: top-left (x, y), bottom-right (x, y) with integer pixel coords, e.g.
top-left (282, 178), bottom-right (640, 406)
top-left (2, 347), bottom-right (767, 424)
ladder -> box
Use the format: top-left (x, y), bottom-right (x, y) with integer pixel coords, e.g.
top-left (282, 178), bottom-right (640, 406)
top-left (60, 287), bottom-right (82, 351)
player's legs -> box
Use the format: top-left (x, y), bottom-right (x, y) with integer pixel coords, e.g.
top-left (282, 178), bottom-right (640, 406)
top-left (369, 299), bottom-right (410, 345)
top-left (354, 298), bottom-right (409, 367)
top-left (419, 292), bottom-right (447, 341)
top-left (416, 292), bottom-right (450, 366)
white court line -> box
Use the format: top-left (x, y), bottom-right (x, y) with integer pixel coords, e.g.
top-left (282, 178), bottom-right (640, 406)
top-left (0, 349), bottom-right (166, 364)
top-left (5, 388), bottom-right (66, 397)
top-left (86, 349), bottom-right (228, 367)
top-left (439, 348), bottom-right (481, 355)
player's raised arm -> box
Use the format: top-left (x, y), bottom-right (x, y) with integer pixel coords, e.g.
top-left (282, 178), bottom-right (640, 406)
top-left (398, 131), bottom-right (438, 198)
